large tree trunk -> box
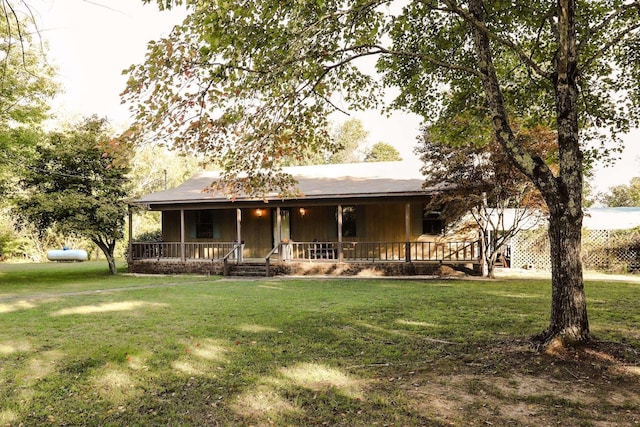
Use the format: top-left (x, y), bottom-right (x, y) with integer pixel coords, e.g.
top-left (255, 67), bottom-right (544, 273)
top-left (539, 207), bottom-right (589, 347)
top-left (467, 0), bottom-right (590, 349)
top-left (536, 0), bottom-right (590, 348)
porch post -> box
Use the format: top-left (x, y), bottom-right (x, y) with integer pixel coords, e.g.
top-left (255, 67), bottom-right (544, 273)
top-left (337, 204), bottom-right (343, 262)
top-left (276, 206), bottom-right (281, 244)
top-left (127, 205), bottom-right (133, 263)
top-left (275, 206), bottom-right (283, 260)
top-left (236, 208), bottom-right (243, 262)
top-left (180, 209), bottom-right (185, 261)
top-left (405, 203), bottom-right (411, 263)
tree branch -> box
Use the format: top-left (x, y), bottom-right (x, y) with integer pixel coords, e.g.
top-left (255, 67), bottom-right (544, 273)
top-left (578, 0), bottom-right (640, 55)
top-left (581, 23), bottom-right (640, 73)
top-left (442, 0), bottom-right (554, 80)
top-left (325, 44), bottom-right (483, 78)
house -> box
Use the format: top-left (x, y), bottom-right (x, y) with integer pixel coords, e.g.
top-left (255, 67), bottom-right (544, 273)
top-left (127, 161), bottom-right (481, 276)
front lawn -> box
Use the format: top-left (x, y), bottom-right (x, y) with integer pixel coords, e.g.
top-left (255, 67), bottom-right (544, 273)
top-left (1, 263), bottom-right (639, 426)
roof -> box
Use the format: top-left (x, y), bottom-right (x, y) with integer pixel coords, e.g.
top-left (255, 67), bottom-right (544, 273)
top-left (583, 207), bottom-right (640, 230)
top-left (133, 161), bottom-right (442, 208)
top-left (495, 207), bottom-right (640, 231)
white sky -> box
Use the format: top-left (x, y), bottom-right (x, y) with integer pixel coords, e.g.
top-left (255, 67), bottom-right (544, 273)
top-left (30, 0), bottom-right (639, 194)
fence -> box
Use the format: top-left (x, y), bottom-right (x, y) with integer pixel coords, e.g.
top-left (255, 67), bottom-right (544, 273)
top-left (511, 228), bottom-right (640, 273)
top-left (132, 240), bottom-right (480, 264)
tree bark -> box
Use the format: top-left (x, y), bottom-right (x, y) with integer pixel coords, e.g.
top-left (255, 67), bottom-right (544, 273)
top-left (540, 206), bottom-right (589, 346)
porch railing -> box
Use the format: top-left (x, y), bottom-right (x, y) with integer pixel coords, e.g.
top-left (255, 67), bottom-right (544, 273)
top-left (344, 241), bottom-right (479, 262)
top-left (408, 241), bottom-right (479, 262)
top-left (130, 242), bottom-right (237, 261)
top-left (131, 240), bottom-right (480, 263)
top-left (268, 241), bottom-right (480, 263)
top-left (223, 242), bottom-right (244, 276)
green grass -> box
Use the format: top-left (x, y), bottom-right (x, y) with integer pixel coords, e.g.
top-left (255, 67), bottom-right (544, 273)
top-left (1, 262), bottom-right (639, 426)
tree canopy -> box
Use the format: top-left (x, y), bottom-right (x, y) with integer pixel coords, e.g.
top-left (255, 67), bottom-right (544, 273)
top-left (0, 3), bottom-right (56, 126)
top-left (14, 117), bottom-right (131, 274)
top-left (0, 1), bottom-right (58, 196)
top-left (419, 124), bottom-right (551, 277)
top-left (327, 118), bottom-right (368, 164)
top-left (600, 176), bottom-right (640, 207)
top-left (364, 142), bottom-right (402, 162)
top-left (129, 0), bottom-right (640, 348)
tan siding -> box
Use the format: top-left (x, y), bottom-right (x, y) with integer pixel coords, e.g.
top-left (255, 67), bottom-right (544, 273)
top-left (358, 203), bottom-right (406, 242)
top-left (160, 202), bottom-right (433, 256)
top-left (162, 211), bottom-right (181, 242)
top-left (291, 206), bottom-right (337, 242)
top-left (411, 203), bottom-right (424, 239)
top-left (241, 208), bottom-right (273, 258)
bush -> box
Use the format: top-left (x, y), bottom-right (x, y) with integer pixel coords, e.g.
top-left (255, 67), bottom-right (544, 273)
top-left (133, 229), bottom-right (162, 242)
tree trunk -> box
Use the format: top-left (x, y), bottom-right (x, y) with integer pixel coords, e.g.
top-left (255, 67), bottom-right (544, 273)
top-left (533, 0), bottom-right (590, 348)
top-left (94, 239), bottom-right (118, 275)
top-left (537, 208), bottom-right (589, 347)
top-left (105, 253), bottom-right (117, 275)
top-left (486, 253), bottom-right (497, 279)
top-left (467, 0), bottom-right (590, 349)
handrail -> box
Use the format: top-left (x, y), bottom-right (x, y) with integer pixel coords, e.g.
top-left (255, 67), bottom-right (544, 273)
top-left (222, 242), bottom-right (243, 276)
top-left (265, 242), bottom-right (284, 277)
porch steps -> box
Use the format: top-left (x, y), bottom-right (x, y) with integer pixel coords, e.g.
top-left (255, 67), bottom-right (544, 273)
top-left (227, 262), bottom-right (268, 277)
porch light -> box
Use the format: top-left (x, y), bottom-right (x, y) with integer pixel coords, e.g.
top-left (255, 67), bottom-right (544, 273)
top-left (256, 208), bottom-right (264, 217)
top-left (299, 207), bottom-right (306, 217)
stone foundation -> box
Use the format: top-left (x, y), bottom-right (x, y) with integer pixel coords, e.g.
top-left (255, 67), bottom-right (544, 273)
top-left (269, 261), bottom-right (480, 277)
top-left (128, 259), bottom-right (224, 275)
top-left (129, 259), bottom-right (481, 277)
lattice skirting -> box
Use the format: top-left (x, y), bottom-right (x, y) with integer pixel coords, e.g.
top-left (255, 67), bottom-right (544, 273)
top-left (511, 229), bottom-right (640, 273)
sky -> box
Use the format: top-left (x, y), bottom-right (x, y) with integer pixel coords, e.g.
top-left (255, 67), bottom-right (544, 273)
top-left (29, 0), bottom-right (639, 194)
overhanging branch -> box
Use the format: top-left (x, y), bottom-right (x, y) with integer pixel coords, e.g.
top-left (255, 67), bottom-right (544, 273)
top-left (442, 0), bottom-right (554, 81)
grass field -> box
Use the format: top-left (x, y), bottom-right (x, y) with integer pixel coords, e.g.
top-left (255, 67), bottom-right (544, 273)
top-left (1, 262), bottom-right (639, 426)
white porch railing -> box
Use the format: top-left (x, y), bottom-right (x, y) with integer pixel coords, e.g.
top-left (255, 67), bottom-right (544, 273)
top-left (130, 242), bottom-right (237, 260)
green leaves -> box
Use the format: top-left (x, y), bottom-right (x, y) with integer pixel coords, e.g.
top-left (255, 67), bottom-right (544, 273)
top-left (125, 0), bottom-right (639, 198)
top-left (13, 117), bottom-right (131, 273)
top-left (124, 0), bottom-right (390, 196)
top-left (600, 176), bottom-right (640, 207)
top-left (363, 142), bottom-right (402, 162)
top-left (0, 4), bottom-right (59, 199)
top-left (0, 9), bottom-right (58, 125)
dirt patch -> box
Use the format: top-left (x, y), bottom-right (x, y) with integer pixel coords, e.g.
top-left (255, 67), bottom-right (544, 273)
top-left (395, 340), bottom-right (640, 426)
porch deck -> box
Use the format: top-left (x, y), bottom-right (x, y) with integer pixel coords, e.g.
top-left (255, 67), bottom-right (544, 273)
top-left (128, 240), bottom-right (482, 276)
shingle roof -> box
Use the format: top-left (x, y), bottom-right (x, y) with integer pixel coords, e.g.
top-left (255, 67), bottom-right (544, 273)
top-left (133, 161), bottom-right (444, 207)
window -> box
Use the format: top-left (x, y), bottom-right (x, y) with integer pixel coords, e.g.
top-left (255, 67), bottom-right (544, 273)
top-left (342, 206), bottom-right (357, 237)
top-left (423, 209), bottom-right (444, 235)
top-left (195, 210), bottom-right (220, 238)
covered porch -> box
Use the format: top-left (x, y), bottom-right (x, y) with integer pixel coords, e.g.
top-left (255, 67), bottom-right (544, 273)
top-left (127, 162), bottom-right (482, 276)
top-left (128, 203), bottom-right (481, 276)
